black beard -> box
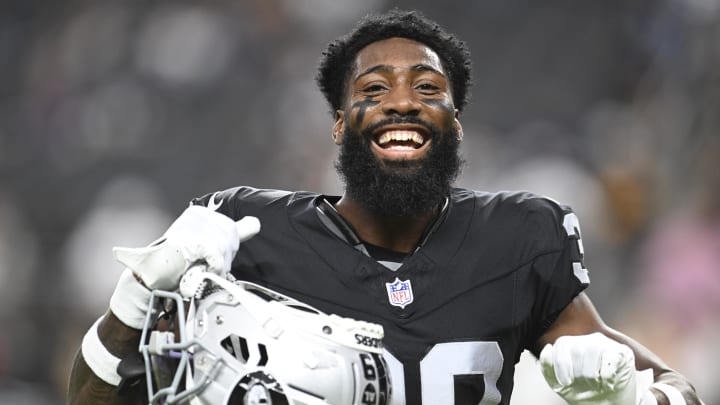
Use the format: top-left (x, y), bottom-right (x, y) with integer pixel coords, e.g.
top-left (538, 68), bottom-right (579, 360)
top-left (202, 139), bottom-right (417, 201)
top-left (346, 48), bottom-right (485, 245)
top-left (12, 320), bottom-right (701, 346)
top-left (334, 117), bottom-right (463, 217)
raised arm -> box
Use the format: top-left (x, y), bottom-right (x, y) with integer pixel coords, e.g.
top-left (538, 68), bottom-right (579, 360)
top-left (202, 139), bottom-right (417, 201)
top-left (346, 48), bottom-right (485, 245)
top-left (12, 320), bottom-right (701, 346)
top-left (537, 292), bottom-right (702, 405)
top-left (67, 205), bottom-right (258, 405)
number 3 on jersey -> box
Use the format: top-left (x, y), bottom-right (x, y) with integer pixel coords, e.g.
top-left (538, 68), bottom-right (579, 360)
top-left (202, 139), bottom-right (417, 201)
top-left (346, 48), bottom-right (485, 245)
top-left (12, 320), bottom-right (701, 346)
top-left (562, 212), bottom-right (590, 284)
top-left (384, 341), bottom-right (504, 404)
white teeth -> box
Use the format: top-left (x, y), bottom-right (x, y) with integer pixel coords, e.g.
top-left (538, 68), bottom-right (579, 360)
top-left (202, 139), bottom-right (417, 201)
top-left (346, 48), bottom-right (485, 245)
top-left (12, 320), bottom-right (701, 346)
top-left (377, 130), bottom-right (424, 146)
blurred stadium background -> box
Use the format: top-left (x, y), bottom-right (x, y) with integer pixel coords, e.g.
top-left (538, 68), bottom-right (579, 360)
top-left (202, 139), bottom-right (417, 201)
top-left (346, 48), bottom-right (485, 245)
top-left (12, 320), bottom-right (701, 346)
top-left (0, 0), bottom-right (718, 403)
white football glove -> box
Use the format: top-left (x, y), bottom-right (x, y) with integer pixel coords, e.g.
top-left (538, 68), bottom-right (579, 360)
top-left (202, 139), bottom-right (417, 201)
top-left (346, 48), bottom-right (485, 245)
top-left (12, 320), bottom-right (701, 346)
top-left (540, 333), bottom-right (654, 405)
top-left (109, 205), bottom-right (260, 328)
top-left (113, 205), bottom-right (260, 290)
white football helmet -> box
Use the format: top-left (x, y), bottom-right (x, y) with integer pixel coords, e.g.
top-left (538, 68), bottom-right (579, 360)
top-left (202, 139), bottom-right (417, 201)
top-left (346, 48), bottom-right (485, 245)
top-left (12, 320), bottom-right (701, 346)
top-left (138, 267), bottom-right (390, 405)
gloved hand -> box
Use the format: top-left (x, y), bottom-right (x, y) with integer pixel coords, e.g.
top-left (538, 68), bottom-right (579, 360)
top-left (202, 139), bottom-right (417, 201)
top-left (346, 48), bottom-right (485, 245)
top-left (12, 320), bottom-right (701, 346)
top-left (108, 205), bottom-right (260, 329)
top-left (113, 205), bottom-right (259, 290)
top-left (540, 332), bottom-right (653, 405)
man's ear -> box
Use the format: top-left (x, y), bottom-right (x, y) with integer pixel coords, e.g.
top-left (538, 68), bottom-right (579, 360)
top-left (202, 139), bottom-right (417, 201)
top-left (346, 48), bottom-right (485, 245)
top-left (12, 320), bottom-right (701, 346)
top-left (454, 111), bottom-right (463, 141)
top-left (333, 110), bottom-right (344, 145)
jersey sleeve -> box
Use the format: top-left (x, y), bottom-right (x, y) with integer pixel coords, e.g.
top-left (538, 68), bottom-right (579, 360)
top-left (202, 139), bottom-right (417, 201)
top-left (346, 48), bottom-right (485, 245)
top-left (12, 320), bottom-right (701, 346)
top-left (189, 186), bottom-right (295, 222)
top-left (527, 201), bottom-right (591, 348)
top-left (188, 188), bottom-right (253, 223)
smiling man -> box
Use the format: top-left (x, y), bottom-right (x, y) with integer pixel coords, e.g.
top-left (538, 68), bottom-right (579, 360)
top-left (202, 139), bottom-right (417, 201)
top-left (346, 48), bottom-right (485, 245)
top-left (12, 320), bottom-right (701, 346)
top-left (333, 36), bottom-right (464, 227)
top-left (68, 9), bottom-right (702, 405)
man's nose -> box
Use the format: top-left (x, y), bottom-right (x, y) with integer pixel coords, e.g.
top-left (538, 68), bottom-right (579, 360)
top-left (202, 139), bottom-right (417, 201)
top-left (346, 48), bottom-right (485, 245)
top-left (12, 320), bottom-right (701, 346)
top-left (381, 86), bottom-right (422, 116)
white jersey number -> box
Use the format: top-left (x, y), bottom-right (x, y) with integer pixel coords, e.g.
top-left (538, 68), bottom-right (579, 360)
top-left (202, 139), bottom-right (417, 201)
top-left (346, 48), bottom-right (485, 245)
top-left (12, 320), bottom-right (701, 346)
top-left (385, 341), bottom-right (504, 405)
top-left (562, 213), bottom-right (590, 284)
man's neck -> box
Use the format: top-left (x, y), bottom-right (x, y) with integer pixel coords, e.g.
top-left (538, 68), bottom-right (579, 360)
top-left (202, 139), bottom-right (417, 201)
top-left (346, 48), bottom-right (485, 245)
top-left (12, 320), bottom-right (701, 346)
top-left (334, 195), bottom-right (440, 254)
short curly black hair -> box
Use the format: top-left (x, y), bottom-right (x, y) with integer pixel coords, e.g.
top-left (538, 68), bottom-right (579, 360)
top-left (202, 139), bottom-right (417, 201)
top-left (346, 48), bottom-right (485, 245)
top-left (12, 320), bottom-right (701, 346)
top-left (316, 9), bottom-right (472, 115)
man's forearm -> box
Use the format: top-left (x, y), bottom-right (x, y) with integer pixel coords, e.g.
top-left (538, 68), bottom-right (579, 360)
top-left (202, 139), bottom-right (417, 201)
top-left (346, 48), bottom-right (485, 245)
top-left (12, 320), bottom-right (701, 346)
top-left (67, 311), bottom-right (146, 405)
top-left (650, 370), bottom-right (703, 405)
top-left (606, 329), bottom-right (702, 405)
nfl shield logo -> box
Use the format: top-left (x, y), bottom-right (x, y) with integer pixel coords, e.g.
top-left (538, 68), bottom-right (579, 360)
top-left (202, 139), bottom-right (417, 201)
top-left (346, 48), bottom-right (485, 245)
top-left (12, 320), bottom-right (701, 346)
top-left (386, 278), bottom-right (414, 309)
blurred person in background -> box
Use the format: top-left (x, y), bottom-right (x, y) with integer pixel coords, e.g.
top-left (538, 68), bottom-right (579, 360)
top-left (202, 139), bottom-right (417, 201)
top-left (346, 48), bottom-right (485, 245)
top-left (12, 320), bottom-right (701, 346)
top-left (617, 138), bottom-right (720, 403)
top-left (65, 8), bottom-right (703, 405)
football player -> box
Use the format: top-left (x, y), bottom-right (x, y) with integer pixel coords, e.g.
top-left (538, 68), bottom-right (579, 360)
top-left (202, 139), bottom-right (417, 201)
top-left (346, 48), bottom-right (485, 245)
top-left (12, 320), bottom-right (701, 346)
top-left (68, 9), bottom-right (702, 405)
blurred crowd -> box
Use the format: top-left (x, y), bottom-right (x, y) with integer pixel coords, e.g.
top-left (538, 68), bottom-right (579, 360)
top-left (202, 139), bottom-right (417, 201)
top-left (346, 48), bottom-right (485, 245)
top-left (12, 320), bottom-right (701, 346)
top-left (0, 0), bottom-right (718, 403)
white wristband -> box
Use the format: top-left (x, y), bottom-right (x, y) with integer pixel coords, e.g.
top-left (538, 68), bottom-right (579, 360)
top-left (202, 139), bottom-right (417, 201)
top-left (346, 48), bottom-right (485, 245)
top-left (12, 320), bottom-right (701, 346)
top-left (81, 317), bottom-right (122, 386)
top-left (652, 383), bottom-right (687, 405)
top-left (110, 268), bottom-right (153, 329)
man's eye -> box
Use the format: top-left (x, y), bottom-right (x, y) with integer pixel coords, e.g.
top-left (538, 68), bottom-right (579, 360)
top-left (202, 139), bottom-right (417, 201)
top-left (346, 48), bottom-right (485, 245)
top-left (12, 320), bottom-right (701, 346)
top-left (416, 83), bottom-right (440, 93)
top-left (363, 84), bottom-right (386, 93)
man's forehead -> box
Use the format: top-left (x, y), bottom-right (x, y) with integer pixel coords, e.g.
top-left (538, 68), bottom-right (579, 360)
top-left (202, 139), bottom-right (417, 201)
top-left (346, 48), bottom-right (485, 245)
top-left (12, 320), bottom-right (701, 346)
top-left (352, 37), bottom-right (445, 77)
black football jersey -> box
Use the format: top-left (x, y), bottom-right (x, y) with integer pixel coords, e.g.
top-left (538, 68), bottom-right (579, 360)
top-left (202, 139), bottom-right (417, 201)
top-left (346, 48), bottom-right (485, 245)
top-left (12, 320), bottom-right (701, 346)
top-left (191, 186), bottom-right (590, 405)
